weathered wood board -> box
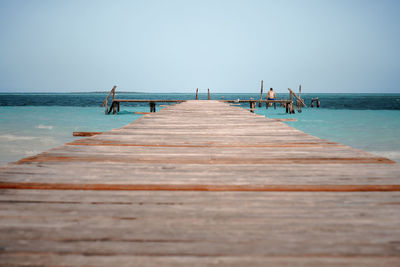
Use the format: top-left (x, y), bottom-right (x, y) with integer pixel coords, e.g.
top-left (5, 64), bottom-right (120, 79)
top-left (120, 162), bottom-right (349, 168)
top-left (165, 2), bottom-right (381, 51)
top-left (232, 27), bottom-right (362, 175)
top-left (0, 100), bottom-right (399, 266)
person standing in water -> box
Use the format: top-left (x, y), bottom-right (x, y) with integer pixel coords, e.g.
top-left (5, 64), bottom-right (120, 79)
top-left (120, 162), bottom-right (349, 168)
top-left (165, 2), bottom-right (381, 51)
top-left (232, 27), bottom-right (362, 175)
top-left (266, 88), bottom-right (277, 107)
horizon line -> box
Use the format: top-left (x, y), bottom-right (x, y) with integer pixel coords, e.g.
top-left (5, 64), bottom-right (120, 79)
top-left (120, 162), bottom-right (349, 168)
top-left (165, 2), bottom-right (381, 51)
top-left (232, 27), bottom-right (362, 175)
top-left (1, 91), bottom-right (400, 94)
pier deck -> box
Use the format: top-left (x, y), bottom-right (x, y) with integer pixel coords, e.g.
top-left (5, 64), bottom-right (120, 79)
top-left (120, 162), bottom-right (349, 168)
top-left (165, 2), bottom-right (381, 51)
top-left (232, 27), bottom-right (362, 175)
top-left (1, 100), bottom-right (400, 266)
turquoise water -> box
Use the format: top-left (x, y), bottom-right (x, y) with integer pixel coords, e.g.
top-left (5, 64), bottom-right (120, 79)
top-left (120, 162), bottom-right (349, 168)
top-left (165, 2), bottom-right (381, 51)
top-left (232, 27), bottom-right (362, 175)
top-left (1, 93), bottom-right (400, 166)
top-left (0, 106), bottom-right (146, 166)
top-left (255, 107), bottom-right (400, 162)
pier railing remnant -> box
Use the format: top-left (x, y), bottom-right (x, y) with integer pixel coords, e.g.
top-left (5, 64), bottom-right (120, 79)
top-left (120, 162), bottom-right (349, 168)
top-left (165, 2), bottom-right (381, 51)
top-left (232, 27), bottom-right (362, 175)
top-left (101, 85), bottom-right (117, 115)
top-left (101, 85), bottom-right (315, 115)
top-left (288, 87), bottom-right (307, 113)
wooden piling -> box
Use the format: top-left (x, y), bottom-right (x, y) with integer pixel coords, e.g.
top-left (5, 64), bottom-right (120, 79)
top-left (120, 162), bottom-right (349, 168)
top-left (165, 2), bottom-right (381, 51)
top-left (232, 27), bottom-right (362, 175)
top-left (104, 98), bottom-right (108, 115)
top-left (311, 98), bottom-right (320, 108)
top-left (196, 88), bottom-right (198, 100)
top-left (112, 87), bottom-right (117, 114)
top-left (297, 85), bottom-right (302, 113)
top-left (299, 84), bottom-right (301, 99)
top-left (112, 102), bottom-right (117, 115)
top-left (258, 80), bottom-right (263, 107)
top-left (150, 102), bottom-right (156, 112)
top-left (208, 88), bottom-right (210, 100)
top-left (249, 101), bottom-right (256, 113)
top-left (289, 91), bottom-right (295, 114)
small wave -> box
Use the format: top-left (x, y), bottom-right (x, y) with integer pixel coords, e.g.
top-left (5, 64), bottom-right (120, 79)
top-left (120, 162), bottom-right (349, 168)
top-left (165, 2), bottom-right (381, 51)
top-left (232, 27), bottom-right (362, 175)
top-left (36, 125), bottom-right (53, 130)
top-left (24, 150), bottom-right (41, 156)
top-left (300, 119), bottom-right (327, 123)
top-left (0, 134), bottom-right (37, 141)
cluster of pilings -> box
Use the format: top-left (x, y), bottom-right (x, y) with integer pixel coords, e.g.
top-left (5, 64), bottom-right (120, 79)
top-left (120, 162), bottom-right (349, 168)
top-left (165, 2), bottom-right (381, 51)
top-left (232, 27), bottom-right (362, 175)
top-left (101, 83), bottom-right (318, 115)
top-left (256, 80), bottom-right (307, 114)
top-left (195, 88), bottom-right (211, 100)
top-left (311, 98), bottom-right (320, 108)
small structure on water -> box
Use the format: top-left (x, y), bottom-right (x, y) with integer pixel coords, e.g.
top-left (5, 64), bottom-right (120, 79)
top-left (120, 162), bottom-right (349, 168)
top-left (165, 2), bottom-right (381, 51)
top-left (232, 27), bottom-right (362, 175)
top-left (101, 82), bottom-right (315, 115)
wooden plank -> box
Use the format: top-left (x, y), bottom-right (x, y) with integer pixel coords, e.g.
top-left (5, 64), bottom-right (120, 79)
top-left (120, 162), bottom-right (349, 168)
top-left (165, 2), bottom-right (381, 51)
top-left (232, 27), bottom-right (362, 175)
top-left (15, 154), bottom-right (395, 165)
top-left (0, 190), bottom-right (399, 266)
top-left (1, 183), bottom-right (400, 191)
top-left (72, 132), bottom-right (102, 137)
top-left (2, 162), bottom-right (399, 185)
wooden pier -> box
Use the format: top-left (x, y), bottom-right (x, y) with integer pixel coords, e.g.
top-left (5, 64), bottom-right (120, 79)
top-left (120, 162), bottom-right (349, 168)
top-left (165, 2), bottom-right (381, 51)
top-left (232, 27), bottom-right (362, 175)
top-left (1, 100), bottom-right (400, 266)
top-left (101, 85), bottom-right (306, 115)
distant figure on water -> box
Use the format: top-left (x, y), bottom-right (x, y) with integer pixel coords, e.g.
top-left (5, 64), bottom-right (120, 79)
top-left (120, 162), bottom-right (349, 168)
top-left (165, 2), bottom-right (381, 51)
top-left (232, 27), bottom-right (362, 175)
top-left (266, 88), bottom-right (276, 107)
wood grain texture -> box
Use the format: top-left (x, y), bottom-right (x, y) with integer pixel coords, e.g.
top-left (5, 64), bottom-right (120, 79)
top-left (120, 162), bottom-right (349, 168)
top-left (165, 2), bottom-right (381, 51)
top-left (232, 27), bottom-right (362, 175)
top-left (72, 132), bottom-right (102, 137)
top-left (1, 183), bottom-right (400, 191)
top-left (0, 100), bottom-right (399, 266)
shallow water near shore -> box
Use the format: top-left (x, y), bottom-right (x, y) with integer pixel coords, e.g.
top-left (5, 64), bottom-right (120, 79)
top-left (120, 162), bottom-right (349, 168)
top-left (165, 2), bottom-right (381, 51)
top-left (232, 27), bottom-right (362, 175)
top-left (255, 107), bottom-right (400, 163)
top-left (0, 93), bottom-right (400, 166)
top-left (0, 106), bottom-right (145, 166)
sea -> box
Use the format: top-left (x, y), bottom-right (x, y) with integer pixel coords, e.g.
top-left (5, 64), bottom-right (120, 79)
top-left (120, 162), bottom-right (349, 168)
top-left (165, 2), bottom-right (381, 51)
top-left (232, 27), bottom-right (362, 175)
top-left (1, 92), bottom-right (400, 166)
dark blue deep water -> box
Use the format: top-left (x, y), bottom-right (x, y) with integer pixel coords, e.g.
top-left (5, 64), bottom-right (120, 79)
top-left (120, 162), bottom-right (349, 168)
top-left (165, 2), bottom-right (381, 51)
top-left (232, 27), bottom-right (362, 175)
top-left (1, 93), bottom-right (400, 110)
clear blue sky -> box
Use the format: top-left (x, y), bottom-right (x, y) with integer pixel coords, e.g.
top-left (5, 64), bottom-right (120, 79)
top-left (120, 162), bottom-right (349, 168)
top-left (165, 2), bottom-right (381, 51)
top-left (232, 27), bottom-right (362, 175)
top-left (0, 0), bottom-right (399, 93)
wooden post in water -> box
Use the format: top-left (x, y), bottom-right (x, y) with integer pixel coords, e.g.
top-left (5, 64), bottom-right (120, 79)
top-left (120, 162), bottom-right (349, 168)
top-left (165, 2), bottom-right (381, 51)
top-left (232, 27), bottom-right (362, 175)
top-left (299, 84), bottom-right (301, 99)
top-left (196, 88), bottom-right (198, 100)
top-left (289, 91), bottom-right (295, 114)
top-left (249, 101), bottom-right (256, 113)
top-left (311, 98), bottom-right (320, 108)
top-left (112, 86), bottom-right (117, 114)
top-left (297, 84), bottom-right (302, 113)
top-left (149, 102), bottom-right (156, 112)
top-left (289, 88), bottom-right (307, 114)
top-left (104, 99), bottom-right (108, 115)
top-left (208, 88), bottom-right (210, 100)
top-left (258, 80), bottom-right (263, 107)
